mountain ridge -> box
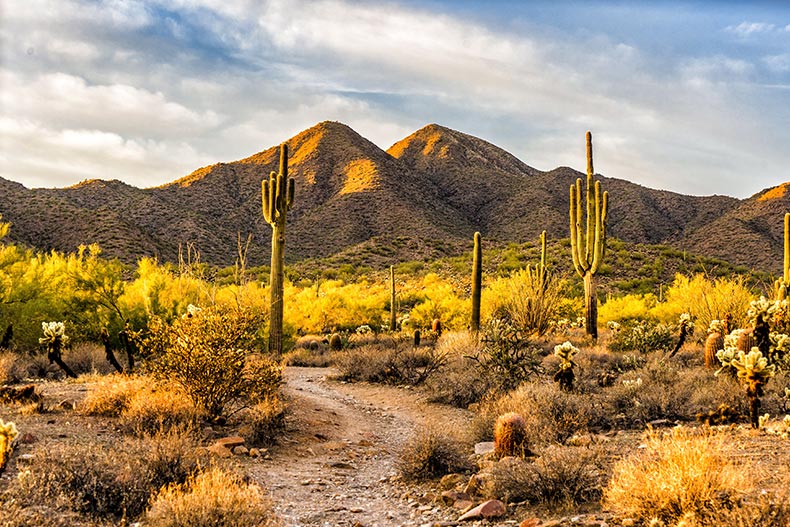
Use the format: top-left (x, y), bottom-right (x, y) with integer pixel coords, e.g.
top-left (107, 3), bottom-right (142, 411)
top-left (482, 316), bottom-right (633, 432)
top-left (1, 121), bottom-right (787, 273)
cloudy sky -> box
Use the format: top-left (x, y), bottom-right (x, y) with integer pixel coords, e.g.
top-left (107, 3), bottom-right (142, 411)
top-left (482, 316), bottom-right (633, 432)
top-left (1, 0), bottom-right (788, 197)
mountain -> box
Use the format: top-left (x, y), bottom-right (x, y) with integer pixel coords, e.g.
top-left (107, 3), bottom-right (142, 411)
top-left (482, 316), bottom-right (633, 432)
top-left (0, 121), bottom-right (786, 274)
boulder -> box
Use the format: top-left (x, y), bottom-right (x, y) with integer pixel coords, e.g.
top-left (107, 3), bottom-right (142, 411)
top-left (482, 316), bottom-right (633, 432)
top-left (458, 499), bottom-right (506, 521)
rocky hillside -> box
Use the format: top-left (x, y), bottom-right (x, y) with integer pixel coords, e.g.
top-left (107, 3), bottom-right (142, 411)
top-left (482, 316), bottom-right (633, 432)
top-left (0, 121), bottom-right (786, 273)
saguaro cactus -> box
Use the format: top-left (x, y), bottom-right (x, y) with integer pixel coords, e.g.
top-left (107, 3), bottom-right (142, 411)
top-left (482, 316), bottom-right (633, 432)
top-left (390, 265), bottom-right (397, 332)
top-left (471, 232), bottom-right (482, 332)
top-left (570, 131), bottom-right (609, 340)
top-left (776, 212), bottom-right (790, 300)
top-left (262, 143), bottom-right (295, 354)
top-left (527, 230), bottom-right (547, 289)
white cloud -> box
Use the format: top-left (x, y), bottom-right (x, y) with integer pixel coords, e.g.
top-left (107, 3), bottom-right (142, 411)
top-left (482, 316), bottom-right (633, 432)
top-left (726, 22), bottom-right (777, 36)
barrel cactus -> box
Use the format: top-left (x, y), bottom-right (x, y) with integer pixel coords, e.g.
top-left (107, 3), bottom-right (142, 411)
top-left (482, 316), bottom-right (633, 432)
top-left (493, 412), bottom-right (529, 458)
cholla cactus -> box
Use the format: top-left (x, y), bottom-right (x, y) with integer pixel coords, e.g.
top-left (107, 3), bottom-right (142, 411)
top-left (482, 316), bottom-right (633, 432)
top-left (731, 347), bottom-right (776, 428)
top-left (707, 319), bottom-right (725, 335)
top-left (183, 304), bottom-right (202, 318)
top-left (39, 321), bottom-right (76, 378)
top-left (355, 325), bottom-right (372, 335)
top-left (553, 341), bottom-right (579, 391)
top-left (715, 345), bottom-right (739, 378)
top-left (669, 313), bottom-right (693, 357)
top-left (0, 418), bottom-right (18, 474)
top-left (747, 296), bottom-right (777, 325)
top-left (39, 321), bottom-right (69, 347)
top-left (607, 320), bottom-right (621, 332)
top-left (770, 332), bottom-right (790, 360)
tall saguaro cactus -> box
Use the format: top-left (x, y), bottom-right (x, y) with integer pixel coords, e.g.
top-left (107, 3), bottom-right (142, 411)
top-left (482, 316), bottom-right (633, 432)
top-left (262, 143), bottom-right (295, 354)
top-left (775, 212), bottom-right (790, 300)
top-left (471, 232), bottom-right (482, 332)
top-left (570, 131), bottom-right (609, 340)
top-left (389, 265), bottom-right (397, 331)
top-left (527, 230), bottom-right (547, 289)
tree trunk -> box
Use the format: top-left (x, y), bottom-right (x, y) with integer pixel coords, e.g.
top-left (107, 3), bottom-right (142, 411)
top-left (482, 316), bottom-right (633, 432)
top-left (584, 272), bottom-right (598, 340)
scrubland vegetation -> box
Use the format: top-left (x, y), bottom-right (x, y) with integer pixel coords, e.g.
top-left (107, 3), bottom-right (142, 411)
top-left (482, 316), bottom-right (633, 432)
top-left (3, 193), bottom-right (790, 527)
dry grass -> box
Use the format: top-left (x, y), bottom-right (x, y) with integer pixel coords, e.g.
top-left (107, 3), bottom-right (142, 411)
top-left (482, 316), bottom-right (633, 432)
top-left (145, 466), bottom-right (278, 527)
top-left (397, 426), bottom-right (472, 481)
top-left (603, 427), bottom-right (752, 525)
top-left (486, 445), bottom-right (606, 505)
top-left (0, 351), bottom-right (29, 384)
top-left (239, 395), bottom-right (287, 446)
top-left (62, 343), bottom-right (116, 376)
top-left (80, 375), bottom-right (204, 434)
top-left (80, 375), bottom-right (149, 417)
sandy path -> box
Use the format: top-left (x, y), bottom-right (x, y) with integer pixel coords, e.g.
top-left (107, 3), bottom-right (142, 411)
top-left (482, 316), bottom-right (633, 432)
top-left (248, 366), bottom-right (473, 527)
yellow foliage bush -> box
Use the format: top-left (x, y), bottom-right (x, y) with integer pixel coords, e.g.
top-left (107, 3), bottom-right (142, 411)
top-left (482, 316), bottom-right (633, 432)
top-left (599, 293), bottom-right (658, 323)
top-left (650, 274), bottom-right (755, 332)
top-left (408, 273), bottom-right (469, 330)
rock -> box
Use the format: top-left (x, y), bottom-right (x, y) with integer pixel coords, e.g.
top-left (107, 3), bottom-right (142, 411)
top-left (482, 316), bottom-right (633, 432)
top-left (58, 400), bottom-right (75, 411)
top-left (202, 426), bottom-right (215, 439)
top-left (520, 519), bottom-right (541, 527)
top-left (458, 499), bottom-right (506, 521)
top-left (215, 436), bottom-right (245, 448)
top-left (19, 432), bottom-right (37, 444)
top-left (17, 453), bottom-right (35, 463)
top-left (232, 445), bottom-right (249, 455)
top-left (453, 499), bottom-right (474, 511)
top-left (474, 441), bottom-right (495, 455)
top-left (649, 419), bottom-right (672, 428)
top-left (463, 474), bottom-right (484, 496)
top-left (207, 443), bottom-right (232, 458)
top-left (440, 491), bottom-right (471, 505)
top-left (439, 473), bottom-right (466, 490)
top-left (249, 448), bottom-right (260, 458)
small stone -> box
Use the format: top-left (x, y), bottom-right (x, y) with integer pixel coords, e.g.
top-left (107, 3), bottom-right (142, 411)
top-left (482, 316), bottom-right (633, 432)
top-left (249, 448), bottom-right (260, 458)
top-left (17, 453), bottom-right (35, 463)
top-left (474, 441), bottom-right (495, 455)
top-left (439, 473), bottom-right (466, 490)
top-left (207, 443), bottom-right (232, 458)
top-left (202, 426), bottom-right (215, 438)
top-left (520, 519), bottom-right (540, 527)
top-left (453, 500), bottom-right (474, 511)
top-left (350, 507), bottom-right (364, 513)
top-left (232, 445), bottom-right (249, 456)
top-left (620, 519), bottom-right (637, 527)
top-left (300, 479), bottom-right (312, 485)
top-left (19, 432), bottom-right (37, 444)
top-left (458, 499), bottom-right (506, 521)
top-left (58, 400), bottom-right (75, 410)
top-left (440, 491), bottom-right (471, 505)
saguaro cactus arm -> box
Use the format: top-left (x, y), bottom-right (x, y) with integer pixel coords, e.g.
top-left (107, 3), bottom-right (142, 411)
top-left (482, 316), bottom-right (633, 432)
top-left (471, 232), bottom-right (482, 332)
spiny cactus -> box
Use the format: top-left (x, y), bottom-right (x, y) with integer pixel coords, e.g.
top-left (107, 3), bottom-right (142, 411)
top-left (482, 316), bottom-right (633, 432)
top-left (704, 330), bottom-right (724, 369)
top-left (0, 418), bottom-right (18, 474)
top-left (390, 265), bottom-right (397, 332)
top-left (39, 321), bottom-right (76, 378)
top-left (493, 412), bottom-right (530, 458)
top-left (775, 213), bottom-right (790, 300)
top-left (731, 347), bottom-right (776, 428)
top-left (552, 340), bottom-right (579, 392)
top-left (569, 131), bottom-right (609, 340)
top-left (262, 143), bottom-right (295, 355)
top-left (431, 318), bottom-right (442, 336)
top-left (328, 333), bottom-right (342, 351)
top-left (414, 329), bottom-right (421, 347)
top-left (471, 232), bottom-right (482, 332)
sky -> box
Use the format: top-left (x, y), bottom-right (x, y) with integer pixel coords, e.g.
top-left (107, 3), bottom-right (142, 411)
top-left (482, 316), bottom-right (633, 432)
top-left (0, 0), bottom-right (788, 198)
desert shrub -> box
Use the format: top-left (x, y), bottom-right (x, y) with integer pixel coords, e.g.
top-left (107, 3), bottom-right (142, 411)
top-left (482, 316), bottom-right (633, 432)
top-left (487, 445), bottom-right (605, 505)
top-left (599, 293), bottom-right (658, 323)
top-left (145, 466), bottom-right (277, 527)
top-left (281, 347), bottom-right (334, 367)
top-left (239, 396), bottom-right (287, 446)
top-left (467, 319), bottom-right (544, 393)
top-left (334, 342), bottom-right (447, 385)
top-left (608, 319), bottom-right (674, 353)
top-left (486, 269), bottom-right (563, 337)
top-left (141, 307), bottom-right (281, 416)
top-left (425, 332), bottom-right (491, 407)
top-left (80, 375), bottom-right (150, 417)
top-left (62, 342), bottom-right (115, 376)
top-left (651, 273), bottom-right (755, 334)
top-left (603, 427), bottom-right (751, 524)
top-left (0, 351), bottom-right (29, 384)
top-left (120, 383), bottom-right (205, 436)
top-left (397, 427), bottom-right (472, 481)
top-left (474, 382), bottom-right (599, 445)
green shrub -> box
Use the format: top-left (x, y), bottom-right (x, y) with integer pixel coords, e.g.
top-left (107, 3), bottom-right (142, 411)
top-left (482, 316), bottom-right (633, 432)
top-left (608, 319), bottom-right (674, 354)
top-left (141, 307), bottom-right (281, 416)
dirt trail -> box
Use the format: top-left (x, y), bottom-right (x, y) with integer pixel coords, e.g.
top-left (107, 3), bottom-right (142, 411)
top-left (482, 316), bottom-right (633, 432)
top-left (248, 367), bottom-right (472, 527)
